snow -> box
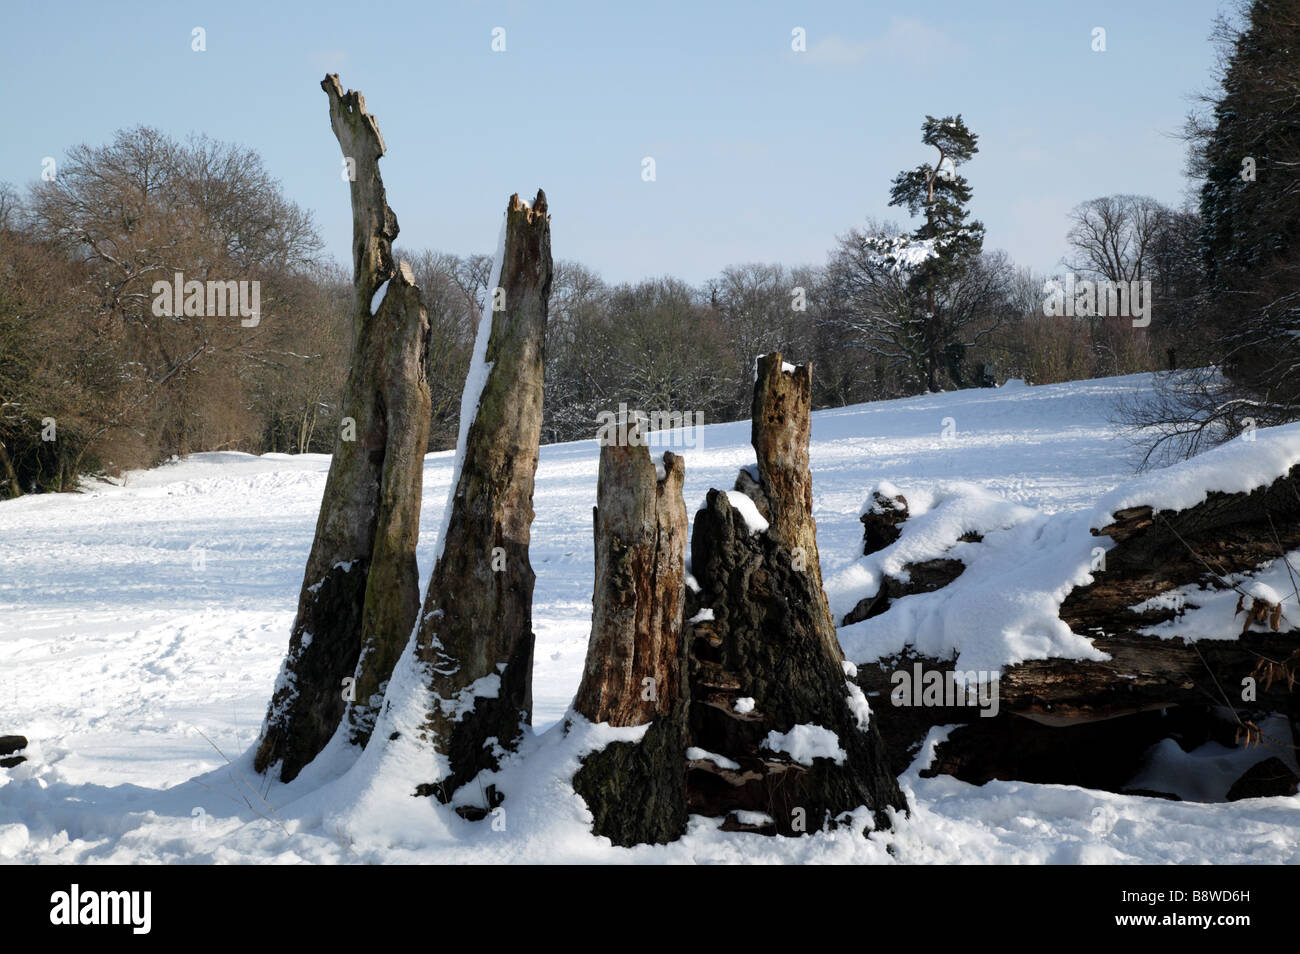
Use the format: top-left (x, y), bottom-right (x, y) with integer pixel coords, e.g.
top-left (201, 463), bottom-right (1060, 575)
top-left (369, 279), bottom-right (390, 316)
top-left (1248, 581), bottom-right (1284, 605)
top-left (845, 679), bottom-right (872, 730)
top-left (1125, 714), bottom-right (1297, 803)
top-left (433, 671), bottom-right (502, 722)
top-left (722, 490), bottom-right (769, 534)
top-left (733, 697), bottom-right (756, 714)
top-left (834, 417), bottom-right (1300, 677)
top-left (865, 235), bottom-right (940, 274)
top-left (762, 724), bottom-right (847, 766)
top-left (431, 212), bottom-right (508, 570)
top-left (1132, 555), bottom-right (1299, 642)
top-left (3, 372), bottom-right (1299, 863)
top-left (752, 353), bottom-right (799, 380)
top-left (837, 501), bottom-right (1108, 674)
top-left (686, 747), bottom-right (741, 771)
top-left (862, 479), bottom-right (903, 512)
top-left (1091, 421), bottom-right (1300, 530)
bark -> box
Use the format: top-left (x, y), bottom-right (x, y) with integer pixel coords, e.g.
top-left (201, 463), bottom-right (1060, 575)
top-left (0, 735), bottom-right (26, 768)
top-left (414, 191), bottom-right (552, 804)
top-left (254, 75), bottom-right (431, 781)
top-left (842, 555), bottom-right (968, 626)
top-left (0, 440), bottom-right (21, 499)
top-left (686, 354), bottom-right (907, 835)
top-left (571, 444), bottom-right (690, 845)
top-left (860, 489), bottom-right (908, 556)
top-left (750, 354), bottom-right (839, 661)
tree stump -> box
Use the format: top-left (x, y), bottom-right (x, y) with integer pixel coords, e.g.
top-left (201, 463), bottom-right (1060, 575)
top-left (0, 735), bottom-right (27, 768)
top-left (255, 75), bottom-right (432, 781)
top-left (685, 354), bottom-right (907, 835)
top-left (571, 443), bottom-right (690, 846)
top-left (414, 191), bottom-right (552, 805)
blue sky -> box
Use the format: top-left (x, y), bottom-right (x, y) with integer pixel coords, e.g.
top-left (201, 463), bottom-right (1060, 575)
top-left (0, 0), bottom-right (1228, 283)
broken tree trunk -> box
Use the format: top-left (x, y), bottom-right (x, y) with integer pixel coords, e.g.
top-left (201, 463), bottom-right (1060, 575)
top-left (255, 75), bottom-right (432, 782)
top-left (685, 353), bottom-right (907, 835)
top-left (414, 191), bottom-right (552, 805)
top-left (570, 443), bottom-right (690, 846)
top-left (750, 355), bottom-right (841, 661)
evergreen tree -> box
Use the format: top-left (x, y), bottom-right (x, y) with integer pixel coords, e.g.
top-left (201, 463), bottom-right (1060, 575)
top-left (1127, 0), bottom-right (1300, 463)
top-left (1194, 0), bottom-right (1300, 407)
top-left (830, 115), bottom-right (1005, 394)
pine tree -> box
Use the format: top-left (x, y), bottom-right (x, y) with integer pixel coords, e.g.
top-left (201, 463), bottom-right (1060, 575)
top-left (1194, 0), bottom-right (1300, 409)
top-left (888, 114), bottom-right (986, 273)
top-left (835, 115), bottom-right (1001, 394)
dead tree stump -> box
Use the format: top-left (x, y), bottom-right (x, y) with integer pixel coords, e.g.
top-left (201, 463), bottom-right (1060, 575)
top-left (255, 75), bottom-right (431, 782)
top-left (414, 191), bottom-right (552, 805)
top-left (685, 354), bottom-right (907, 835)
top-left (0, 735), bottom-right (27, 768)
top-left (571, 444), bottom-right (690, 846)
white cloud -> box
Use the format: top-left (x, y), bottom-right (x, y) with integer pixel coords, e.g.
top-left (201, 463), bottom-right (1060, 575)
top-left (804, 17), bottom-right (962, 67)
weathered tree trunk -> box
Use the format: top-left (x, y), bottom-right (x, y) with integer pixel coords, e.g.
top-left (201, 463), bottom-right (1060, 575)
top-left (254, 75), bottom-right (432, 782)
top-left (414, 191), bottom-right (552, 805)
top-left (685, 354), bottom-right (907, 835)
top-left (571, 444), bottom-right (690, 845)
top-left (0, 441), bottom-right (22, 499)
top-left (750, 356), bottom-right (841, 661)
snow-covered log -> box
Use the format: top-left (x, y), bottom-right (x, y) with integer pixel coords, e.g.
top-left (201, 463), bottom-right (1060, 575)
top-left (685, 354), bottom-right (907, 835)
top-left (851, 454), bottom-right (1300, 788)
top-left (413, 191), bottom-right (552, 805)
top-left (570, 443), bottom-right (691, 845)
top-left (254, 75), bottom-right (431, 781)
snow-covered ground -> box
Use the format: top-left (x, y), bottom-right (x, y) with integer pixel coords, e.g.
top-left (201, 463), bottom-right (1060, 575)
top-left (2, 373), bottom-right (1298, 863)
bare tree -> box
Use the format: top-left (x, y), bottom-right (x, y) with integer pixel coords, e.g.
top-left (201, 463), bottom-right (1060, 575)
top-left (27, 126), bottom-right (324, 464)
top-left (1064, 194), bottom-right (1167, 284)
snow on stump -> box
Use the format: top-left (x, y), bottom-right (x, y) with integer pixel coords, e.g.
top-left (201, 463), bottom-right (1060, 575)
top-left (570, 443), bottom-right (690, 846)
top-left (255, 75), bottom-right (432, 782)
top-left (685, 354), bottom-right (907, 835)
top-left (859, 486), bottom-right (909, 557)
top-left (413, 191), bottom-right (552, 807)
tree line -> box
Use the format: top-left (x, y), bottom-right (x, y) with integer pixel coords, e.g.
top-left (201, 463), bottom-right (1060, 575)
top-left (10, 0), bottom-right (1293, 498)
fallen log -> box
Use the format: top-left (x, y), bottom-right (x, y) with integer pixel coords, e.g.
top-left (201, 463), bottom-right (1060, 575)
top-left (851, 463), bottom-right (1300, 789)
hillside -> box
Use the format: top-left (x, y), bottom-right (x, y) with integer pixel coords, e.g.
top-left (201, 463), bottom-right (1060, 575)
top-left (3, 373), bottom-right (1299, 863)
